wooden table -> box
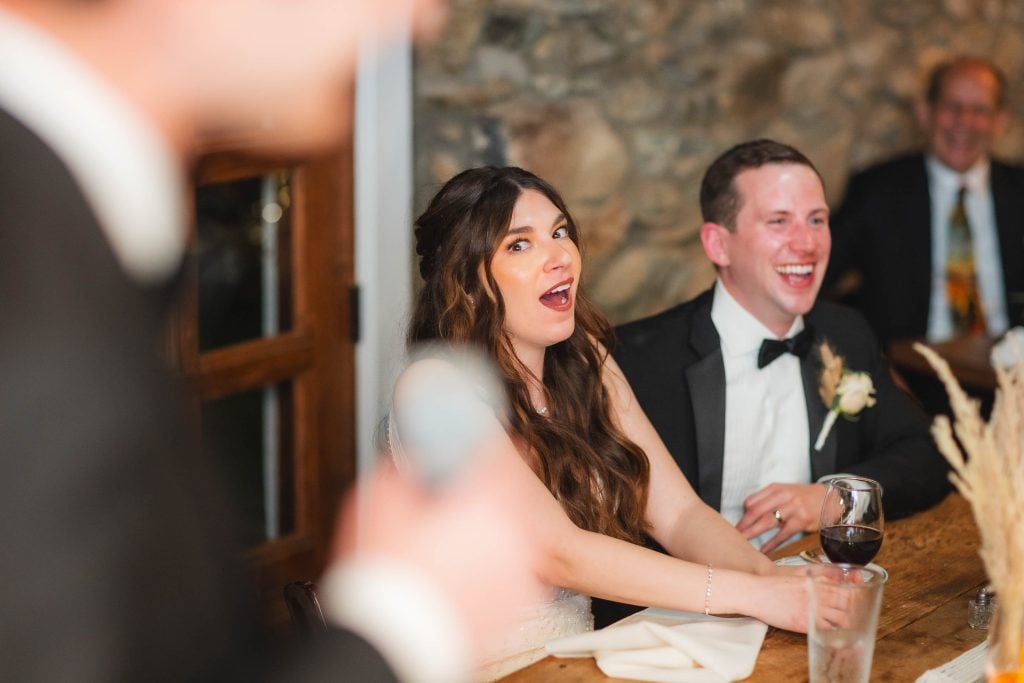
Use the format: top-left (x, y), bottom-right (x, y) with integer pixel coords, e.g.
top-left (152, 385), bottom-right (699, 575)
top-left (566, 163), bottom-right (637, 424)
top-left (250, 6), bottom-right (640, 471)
top-left (888, 336), bottom-right (996, 391)
top-left (501, 493), bottom-right (987, 682)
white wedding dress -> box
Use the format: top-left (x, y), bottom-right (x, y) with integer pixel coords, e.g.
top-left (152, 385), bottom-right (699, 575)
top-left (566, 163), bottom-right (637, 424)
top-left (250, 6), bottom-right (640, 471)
top-left (476, 587), bottom-right (592, 681)
top-left (385, 408), bottom-right (593, 681)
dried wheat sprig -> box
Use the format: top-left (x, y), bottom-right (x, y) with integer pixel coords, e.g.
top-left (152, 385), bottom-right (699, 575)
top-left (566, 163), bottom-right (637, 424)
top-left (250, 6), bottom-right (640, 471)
top-left (818, 341), bottom-right (844, 406)
top-left (915, 342), bottom-right (1024, 669)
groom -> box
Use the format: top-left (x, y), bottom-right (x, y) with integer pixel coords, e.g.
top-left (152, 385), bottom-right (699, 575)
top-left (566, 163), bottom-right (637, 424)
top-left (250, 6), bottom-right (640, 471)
top-left (613, 140), bottom-right (950, 557)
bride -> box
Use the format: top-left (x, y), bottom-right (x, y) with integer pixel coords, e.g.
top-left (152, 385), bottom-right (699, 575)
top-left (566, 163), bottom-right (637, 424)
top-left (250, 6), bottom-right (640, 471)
top-left (394, 166), bottom-right (810, 680)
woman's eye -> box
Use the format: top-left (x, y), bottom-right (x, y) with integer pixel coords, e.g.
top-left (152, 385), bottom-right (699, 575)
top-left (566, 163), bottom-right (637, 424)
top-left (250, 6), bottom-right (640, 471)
top-left (507, 238), bottom-right (529, 252)
top-left (553, 225), bottom-right (569, 239)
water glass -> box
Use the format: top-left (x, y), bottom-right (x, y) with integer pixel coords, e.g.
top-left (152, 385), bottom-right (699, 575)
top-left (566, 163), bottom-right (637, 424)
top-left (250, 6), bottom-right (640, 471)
top-left (808, 563), bottom-right (886, 683)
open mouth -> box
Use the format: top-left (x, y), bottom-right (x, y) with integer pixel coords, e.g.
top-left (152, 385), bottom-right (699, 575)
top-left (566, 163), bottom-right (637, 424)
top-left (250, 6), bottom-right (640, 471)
top-left (776, 263), bottom-right (815, 286)
top-left (540, 281), bottom-right (573, 310)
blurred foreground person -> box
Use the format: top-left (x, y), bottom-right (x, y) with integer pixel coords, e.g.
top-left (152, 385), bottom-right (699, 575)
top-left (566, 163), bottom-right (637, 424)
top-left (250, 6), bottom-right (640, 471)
top-left (0, 1), bottom-right (540, 681)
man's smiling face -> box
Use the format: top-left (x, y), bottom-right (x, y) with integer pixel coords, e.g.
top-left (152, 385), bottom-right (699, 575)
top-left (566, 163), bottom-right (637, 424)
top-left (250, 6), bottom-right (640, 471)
top-left (919, 63), bottom-right (1007, 173)
top-left (710, 162), bottom-right (831, 337)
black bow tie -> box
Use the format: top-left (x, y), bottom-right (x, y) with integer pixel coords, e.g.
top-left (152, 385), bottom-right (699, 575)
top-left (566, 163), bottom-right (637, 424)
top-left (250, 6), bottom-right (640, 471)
top-left (757, 326), bottom-right (815, 369)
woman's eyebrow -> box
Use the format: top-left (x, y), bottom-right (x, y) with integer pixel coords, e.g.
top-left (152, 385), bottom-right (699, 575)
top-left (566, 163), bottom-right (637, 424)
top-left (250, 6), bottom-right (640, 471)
top-left (507, 213), bottom-right (566, 234)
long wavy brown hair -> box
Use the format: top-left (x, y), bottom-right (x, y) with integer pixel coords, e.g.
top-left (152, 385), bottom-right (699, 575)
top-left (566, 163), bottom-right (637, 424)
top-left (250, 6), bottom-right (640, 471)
top-left (410, 166), bottom-right (650, 543)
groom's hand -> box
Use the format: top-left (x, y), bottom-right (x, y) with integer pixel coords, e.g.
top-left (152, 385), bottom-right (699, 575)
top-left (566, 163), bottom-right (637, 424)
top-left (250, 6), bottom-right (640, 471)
top-left (736, 483), bottom-right (828, 554)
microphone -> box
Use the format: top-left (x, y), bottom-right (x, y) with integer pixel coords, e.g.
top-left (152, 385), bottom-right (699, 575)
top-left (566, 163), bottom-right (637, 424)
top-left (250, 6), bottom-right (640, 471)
top-left (390, 343), bottom-right (507, 489)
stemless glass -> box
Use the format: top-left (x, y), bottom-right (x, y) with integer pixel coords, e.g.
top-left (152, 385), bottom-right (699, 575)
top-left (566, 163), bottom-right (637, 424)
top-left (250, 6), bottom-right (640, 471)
top-left (818, 476), bottom-right (885, 565)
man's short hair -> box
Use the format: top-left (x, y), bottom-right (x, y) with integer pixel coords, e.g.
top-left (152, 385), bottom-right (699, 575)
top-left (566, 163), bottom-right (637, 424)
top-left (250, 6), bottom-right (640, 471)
top-left (699, 139), bottom-right (821, 231)
top-left (925, 56), bottom-right (1007, 109)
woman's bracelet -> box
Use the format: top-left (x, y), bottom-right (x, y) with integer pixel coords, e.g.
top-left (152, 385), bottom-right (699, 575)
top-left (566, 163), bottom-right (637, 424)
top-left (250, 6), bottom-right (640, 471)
top-left (703, 563), bottom-right (713, 616)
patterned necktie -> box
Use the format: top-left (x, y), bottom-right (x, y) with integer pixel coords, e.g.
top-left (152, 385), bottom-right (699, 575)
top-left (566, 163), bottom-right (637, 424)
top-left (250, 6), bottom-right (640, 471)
top-left (757, 325), bottom-right (816, 369)
top-left (946, 186), bottom-right (986, 336)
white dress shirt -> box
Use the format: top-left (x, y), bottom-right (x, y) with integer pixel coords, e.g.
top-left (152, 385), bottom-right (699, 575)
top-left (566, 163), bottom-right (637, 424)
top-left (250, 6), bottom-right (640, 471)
top-left (0, 7), bottom-right (185, 284)
top-left (710, 280), bottom-right (810, 549)
top-left (925, 155), bottom-right (1008, 341)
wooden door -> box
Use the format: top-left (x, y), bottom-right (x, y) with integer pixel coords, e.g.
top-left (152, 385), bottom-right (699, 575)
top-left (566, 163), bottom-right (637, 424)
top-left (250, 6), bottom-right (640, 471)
top-left (173, 145), bottom-right (356, 633)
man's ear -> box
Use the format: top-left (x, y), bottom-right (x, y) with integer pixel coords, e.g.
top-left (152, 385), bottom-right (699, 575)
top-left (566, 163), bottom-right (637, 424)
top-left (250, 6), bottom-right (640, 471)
top-left (700, 222), bottom-right (730, 268)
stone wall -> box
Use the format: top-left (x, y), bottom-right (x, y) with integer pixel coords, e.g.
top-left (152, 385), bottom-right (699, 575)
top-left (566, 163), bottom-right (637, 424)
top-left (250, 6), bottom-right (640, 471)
top-left (413, 0), bottom-right (1024, 324)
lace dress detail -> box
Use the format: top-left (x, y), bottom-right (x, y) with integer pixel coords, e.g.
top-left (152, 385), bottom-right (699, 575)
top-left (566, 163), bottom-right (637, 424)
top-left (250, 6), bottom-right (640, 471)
top-left (476, 588), bottom-right (593, 682)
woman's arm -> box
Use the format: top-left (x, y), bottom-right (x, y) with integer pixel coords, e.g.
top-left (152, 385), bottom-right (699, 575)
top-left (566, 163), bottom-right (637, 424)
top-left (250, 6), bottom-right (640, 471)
top-left (495, 426), bottom-right (809, 632)
top-left (599, 350), bottom-right (778, 574)
top-left (392, 356), bottom-right (809, 632)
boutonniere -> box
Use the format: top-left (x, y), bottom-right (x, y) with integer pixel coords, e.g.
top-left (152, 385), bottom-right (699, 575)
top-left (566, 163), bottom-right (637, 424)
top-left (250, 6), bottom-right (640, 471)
top-left (813, 341), bottom-right (877, 451)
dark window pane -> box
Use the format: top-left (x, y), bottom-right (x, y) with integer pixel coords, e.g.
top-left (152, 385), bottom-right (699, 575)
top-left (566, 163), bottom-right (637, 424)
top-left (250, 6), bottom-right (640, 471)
top-left (202, 382), bottom-right (295, 546)
top-left (195, 172), bottom-right (294, 351)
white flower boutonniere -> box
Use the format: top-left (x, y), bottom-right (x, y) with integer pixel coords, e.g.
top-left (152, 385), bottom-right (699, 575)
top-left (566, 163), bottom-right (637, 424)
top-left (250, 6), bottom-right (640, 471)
top-left (814, 341), bottom-right (877, 451)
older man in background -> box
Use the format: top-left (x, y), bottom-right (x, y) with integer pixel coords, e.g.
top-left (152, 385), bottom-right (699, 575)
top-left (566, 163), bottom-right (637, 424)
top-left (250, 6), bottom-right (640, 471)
top-left (826, 56), bottom-right (1024, 347)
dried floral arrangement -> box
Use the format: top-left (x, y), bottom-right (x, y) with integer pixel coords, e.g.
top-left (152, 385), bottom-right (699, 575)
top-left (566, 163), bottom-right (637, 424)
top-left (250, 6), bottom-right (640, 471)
top-left (814, 341), bottom-right (876, 451)
top-left (914, 342), bottom-right (1024, 675)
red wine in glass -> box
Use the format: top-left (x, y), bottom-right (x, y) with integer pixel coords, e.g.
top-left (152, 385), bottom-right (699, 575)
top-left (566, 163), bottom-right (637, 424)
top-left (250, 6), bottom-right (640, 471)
top-left (820, 524), bottom-right (883, 565)
top-left (818, 476), bottom-right (884, 565)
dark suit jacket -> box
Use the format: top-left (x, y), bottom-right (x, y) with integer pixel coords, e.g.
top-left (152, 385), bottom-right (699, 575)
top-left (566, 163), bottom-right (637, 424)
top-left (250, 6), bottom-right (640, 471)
top-left (612, 288), bottom-right (950, 519)
top-left (0, 107), bottom-right (396, 682)
top-left (591, 289), bottom-right (950, 628)
top-left (826, 152), bottom-right (1024, 345)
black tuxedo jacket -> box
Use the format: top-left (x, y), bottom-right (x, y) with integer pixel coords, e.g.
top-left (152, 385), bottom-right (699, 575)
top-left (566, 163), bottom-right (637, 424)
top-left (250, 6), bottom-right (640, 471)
top-left (612, 289), bottom-right (950, 520)
top-left (0, 107), bottom-right (396, 682)
top-left (826, 152), bottom-right (1024, 345)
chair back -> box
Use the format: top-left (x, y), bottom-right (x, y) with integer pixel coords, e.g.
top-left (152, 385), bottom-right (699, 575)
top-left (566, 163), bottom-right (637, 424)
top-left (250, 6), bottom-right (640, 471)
top-left (283, 580), bottom-right (328, 637)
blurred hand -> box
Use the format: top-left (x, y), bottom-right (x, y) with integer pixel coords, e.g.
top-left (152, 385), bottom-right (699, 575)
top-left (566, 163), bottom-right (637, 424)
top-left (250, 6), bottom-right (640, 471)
top-left (736, 482), bottom-right (828, 554)
top-left (330, 439), bottom-right (544, 657)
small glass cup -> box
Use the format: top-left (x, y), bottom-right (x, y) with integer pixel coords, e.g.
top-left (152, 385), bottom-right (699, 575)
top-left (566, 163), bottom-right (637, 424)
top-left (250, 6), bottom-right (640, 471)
top-left (969, 586), bottom-right (996, 630)
top-left (807, 563), bottom-right (887, 683)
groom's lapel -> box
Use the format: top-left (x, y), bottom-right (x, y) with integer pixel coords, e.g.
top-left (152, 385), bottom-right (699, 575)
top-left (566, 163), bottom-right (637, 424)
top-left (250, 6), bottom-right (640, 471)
top-left (802, 329), bottom-right (837, 479)
top-left (684, 297), bottom-right (727, 510)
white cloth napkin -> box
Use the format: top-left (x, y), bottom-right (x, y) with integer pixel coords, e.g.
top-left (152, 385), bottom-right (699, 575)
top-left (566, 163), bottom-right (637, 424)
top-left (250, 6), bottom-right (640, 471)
top-left (545, 607), bottom-right (768, 682)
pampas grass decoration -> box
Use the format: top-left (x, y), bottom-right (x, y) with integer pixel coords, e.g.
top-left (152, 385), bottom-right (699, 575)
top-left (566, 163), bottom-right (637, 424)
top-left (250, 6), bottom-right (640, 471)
top-left (915, 342), bottom-right (1024, 676)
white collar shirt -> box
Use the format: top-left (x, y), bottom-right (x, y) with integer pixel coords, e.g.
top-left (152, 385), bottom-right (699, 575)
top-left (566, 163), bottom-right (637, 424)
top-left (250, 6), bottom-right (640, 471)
top-left (710, 279), bottom-right (810, 549)
top-left (925, 155), bottom-right (1008, 340)
top-left (0, 7), bottom-right (185, 285)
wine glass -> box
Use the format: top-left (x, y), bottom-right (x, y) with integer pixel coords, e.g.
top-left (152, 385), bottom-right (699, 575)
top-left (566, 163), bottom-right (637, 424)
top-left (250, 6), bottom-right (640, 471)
top-left (818, 476), bottom-right (885, 565)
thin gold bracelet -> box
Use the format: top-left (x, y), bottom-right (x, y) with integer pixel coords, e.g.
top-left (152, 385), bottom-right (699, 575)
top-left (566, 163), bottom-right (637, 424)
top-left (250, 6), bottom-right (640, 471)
top-left (704, 563), bottom-right (713, 616)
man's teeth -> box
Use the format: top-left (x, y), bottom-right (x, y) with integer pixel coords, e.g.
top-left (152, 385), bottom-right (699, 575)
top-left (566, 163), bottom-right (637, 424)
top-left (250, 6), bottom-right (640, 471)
top-left (776, 264), bottom-right (813, 275)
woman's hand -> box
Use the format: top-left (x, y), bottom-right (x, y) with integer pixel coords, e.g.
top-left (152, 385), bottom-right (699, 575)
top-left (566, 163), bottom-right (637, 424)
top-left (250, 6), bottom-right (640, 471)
top-left (737, 568), bottom-right (850, 635)
top-left (746, 573), bottom-right (812, 633)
